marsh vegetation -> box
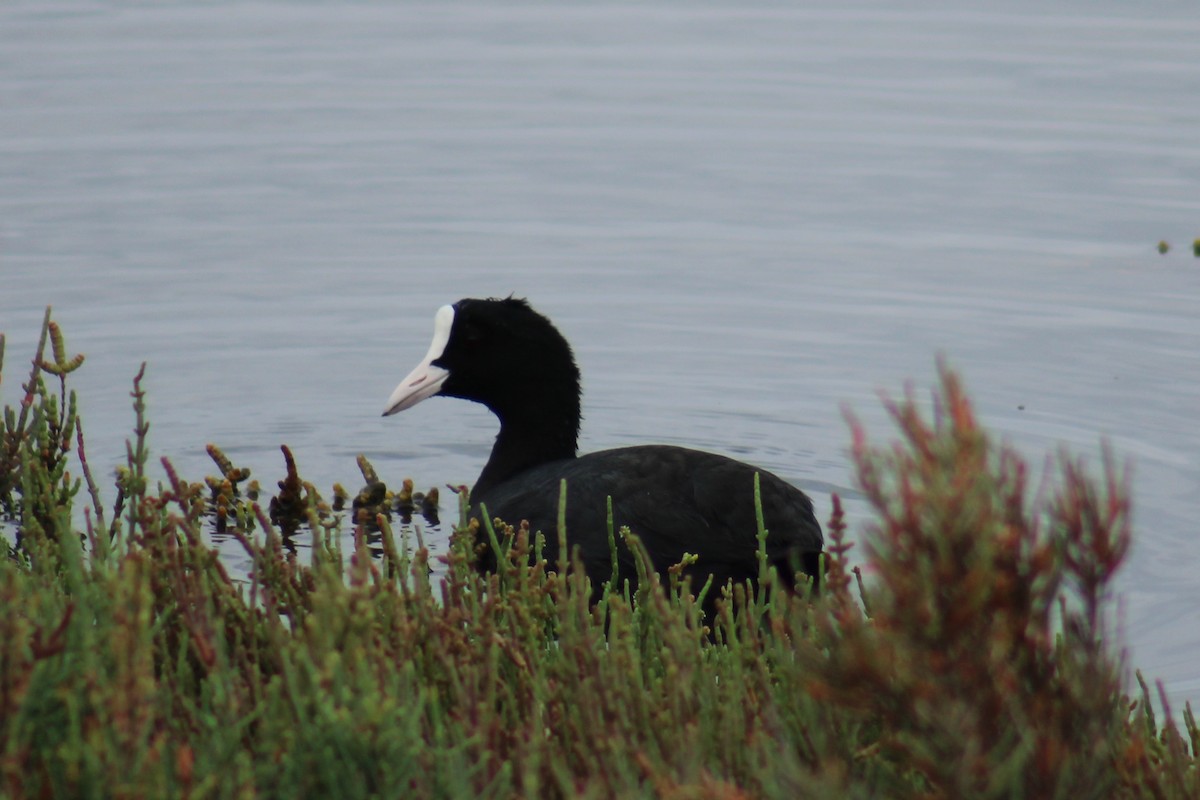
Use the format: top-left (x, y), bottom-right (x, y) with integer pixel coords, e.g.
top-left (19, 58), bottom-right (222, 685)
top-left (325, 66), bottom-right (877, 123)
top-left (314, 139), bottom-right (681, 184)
top-left (2, 311), bottom-right (1195, 798)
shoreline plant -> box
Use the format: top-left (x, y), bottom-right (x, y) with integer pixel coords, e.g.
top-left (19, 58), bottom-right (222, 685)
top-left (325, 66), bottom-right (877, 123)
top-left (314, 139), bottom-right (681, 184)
top-left (1, 310), bottom-right (1196, 798)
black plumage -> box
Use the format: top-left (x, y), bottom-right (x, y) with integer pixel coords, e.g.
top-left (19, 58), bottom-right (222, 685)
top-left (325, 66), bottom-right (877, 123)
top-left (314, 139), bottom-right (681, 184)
top-left (383, 297), bottom-right (823, 606)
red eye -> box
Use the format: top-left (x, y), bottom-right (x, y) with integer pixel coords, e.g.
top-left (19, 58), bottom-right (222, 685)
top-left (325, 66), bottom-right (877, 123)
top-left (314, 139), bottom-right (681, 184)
top-left (460, 323), bottom-right (485, 348)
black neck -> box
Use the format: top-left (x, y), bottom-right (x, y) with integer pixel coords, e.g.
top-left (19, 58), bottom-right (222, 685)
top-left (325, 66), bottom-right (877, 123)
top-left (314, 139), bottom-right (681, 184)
top-left (472, 399), bottom-right (579, 498)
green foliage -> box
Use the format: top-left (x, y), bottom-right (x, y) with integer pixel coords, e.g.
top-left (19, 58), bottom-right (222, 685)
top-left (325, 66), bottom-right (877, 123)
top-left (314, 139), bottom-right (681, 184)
top-left (1, 312), bottom-right (1196, 799)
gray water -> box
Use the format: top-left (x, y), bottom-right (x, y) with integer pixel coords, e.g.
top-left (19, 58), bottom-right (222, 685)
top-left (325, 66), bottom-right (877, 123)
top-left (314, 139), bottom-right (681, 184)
top-left (2, 1), bottom-right (1199, 709)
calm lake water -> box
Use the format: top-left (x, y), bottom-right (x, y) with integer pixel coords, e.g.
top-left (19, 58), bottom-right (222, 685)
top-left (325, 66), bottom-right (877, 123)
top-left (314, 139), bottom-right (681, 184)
top-left (2, 2), bottom-right (1198, 708)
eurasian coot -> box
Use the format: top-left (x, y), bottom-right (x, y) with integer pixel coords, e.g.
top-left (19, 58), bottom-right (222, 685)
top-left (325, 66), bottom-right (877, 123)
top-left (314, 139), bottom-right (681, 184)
top-left (383, 297), bottom-right (824, 605)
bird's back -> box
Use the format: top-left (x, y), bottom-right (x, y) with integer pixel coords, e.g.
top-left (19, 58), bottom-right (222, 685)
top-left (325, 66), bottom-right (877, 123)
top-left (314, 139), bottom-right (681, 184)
top-left (469, 444), bottom-right (823, 599)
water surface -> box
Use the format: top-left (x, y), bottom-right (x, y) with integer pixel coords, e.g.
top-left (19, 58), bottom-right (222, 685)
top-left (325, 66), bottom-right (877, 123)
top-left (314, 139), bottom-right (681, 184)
top-left (2, 1), bottom-right (1198, 707)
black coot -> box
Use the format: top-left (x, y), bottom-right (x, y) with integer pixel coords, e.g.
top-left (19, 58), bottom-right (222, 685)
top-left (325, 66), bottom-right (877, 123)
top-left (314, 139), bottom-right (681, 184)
top-left (383, 298), bottom-right (823, 604)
